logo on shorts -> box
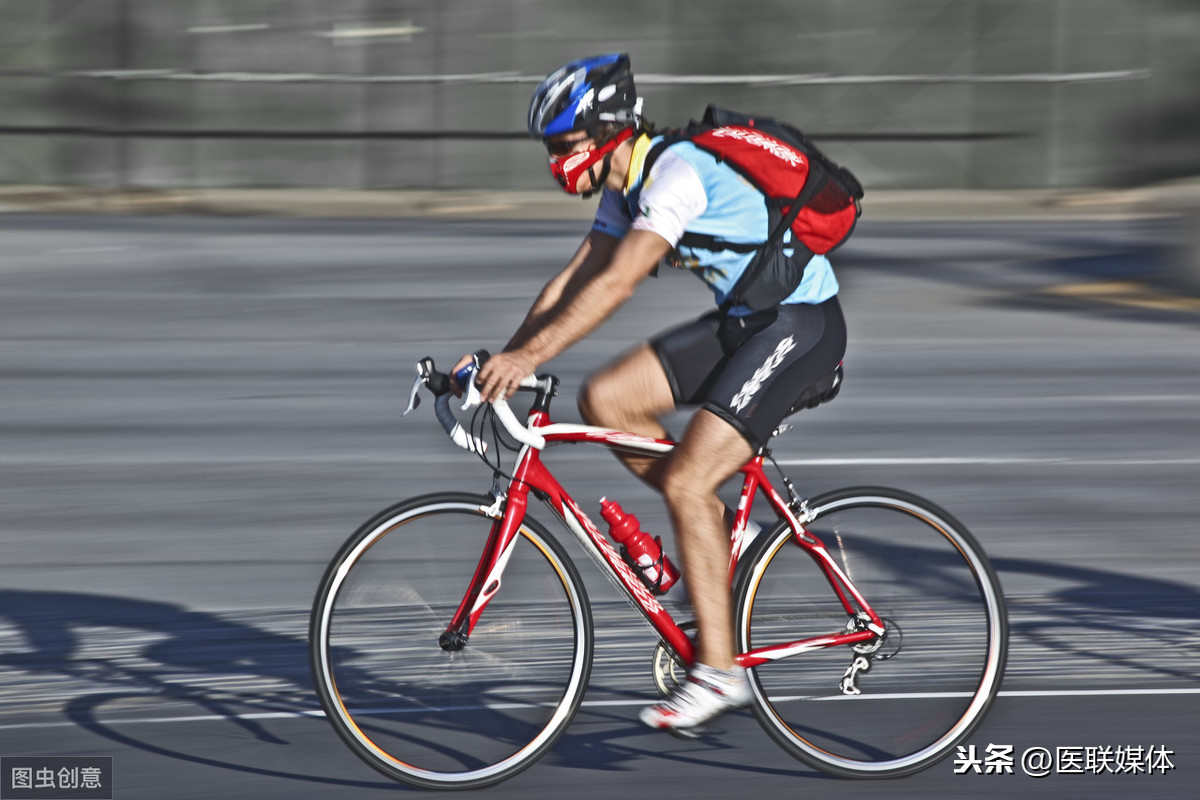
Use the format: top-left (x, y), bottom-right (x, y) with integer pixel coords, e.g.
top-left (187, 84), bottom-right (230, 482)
top-left (730, 336), bottom-right (796, 412)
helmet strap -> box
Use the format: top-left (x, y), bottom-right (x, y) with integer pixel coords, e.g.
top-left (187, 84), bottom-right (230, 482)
top-left (580, 153), bottom-right (614, 200)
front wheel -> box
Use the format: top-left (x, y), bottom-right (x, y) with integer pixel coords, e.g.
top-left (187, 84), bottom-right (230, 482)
top-left (736, 487), bottom-right (1007, 778)
top-left (310, 492), bottom-right (593, 790)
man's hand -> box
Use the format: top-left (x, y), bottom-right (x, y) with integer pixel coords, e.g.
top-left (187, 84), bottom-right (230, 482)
top-left (475, 351), bottom-right (537, 403)
top-left (449, 353), bottom-right (475, 397)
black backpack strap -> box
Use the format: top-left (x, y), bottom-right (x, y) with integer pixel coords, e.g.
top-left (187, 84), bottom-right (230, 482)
top-left (772, 169), bottom-right (828, 243)
top-left (721, 171), bottom-right (829, 310)
top-left (676, 232), bottom-right (760, 253)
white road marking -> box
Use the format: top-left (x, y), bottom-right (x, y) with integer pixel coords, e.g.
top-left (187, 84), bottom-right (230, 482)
top-left (1, 688), bottom-right (1197, 730)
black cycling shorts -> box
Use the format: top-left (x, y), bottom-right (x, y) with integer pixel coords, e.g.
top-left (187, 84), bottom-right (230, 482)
top-left (650, 297), bottom-right (846, 449)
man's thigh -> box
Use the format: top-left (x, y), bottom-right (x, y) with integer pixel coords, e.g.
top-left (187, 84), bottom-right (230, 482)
top-left (580, 342), bottom-right (677, 425)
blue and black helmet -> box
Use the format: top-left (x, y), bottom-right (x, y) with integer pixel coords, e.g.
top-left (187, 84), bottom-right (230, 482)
top-left (527, 53), bottom-right (641, 139)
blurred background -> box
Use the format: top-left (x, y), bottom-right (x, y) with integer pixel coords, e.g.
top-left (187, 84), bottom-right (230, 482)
top-left (1, 4), bottom-right (1198, 799)
top-left (0, 0), bottom-right (1198, 192)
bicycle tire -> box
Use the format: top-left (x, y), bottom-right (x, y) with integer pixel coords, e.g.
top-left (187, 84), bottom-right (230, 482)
top-left (735, 486), bottom-right (1007, 779)
top-left (310, 492), bottom-right (593, 790)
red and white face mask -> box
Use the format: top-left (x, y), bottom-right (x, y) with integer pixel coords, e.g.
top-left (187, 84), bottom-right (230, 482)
top-left (547, 127), bottom-right (635, 195)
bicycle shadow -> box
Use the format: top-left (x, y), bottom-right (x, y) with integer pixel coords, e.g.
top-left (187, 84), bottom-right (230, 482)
top-left (543, 708), bottom-right (833, 781)
top-left (0, 590), bottom-right (795, 786)
top-left (0, 549), bottom-right (1195, 788)
top-left (0, 590), bottom-right (393, 790)
top-left (0, 589), bottom-right (828, 785)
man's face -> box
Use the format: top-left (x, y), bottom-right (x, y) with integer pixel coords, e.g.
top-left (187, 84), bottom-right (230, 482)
top-left (544, 132), bottom-right (599, 194)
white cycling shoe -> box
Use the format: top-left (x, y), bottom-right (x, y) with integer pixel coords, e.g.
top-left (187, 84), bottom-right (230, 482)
top-left (640, 664), bottom-right (753, 734)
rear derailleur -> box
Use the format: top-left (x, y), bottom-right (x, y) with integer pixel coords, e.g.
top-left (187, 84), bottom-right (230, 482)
top-left (839, 613), bottom-right (901, 696)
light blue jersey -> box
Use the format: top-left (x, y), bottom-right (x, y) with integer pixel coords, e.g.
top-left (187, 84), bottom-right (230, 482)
top-left (593, 135), bottom-right (839, 315)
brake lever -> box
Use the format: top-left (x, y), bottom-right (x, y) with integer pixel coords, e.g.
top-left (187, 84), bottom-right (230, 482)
top-left (454, 353), bottom-right (488, 412)
top-left (404, 352), bottom-right (487, 419)
top-left (402, 373), bottom-right (423, 416)
top-left (403, 357), bottom-right (439, 417)
top-left (461, 369), bottom-right (483, 412)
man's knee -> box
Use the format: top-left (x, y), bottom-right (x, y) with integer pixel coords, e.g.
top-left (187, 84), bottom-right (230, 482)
top-left (579, 358), bottom-right (669, 427)
top-left (660, 455), bottom-right (713, 508)
top-left (577, 374), bottom-right (614, 426)
top-left (661, 411), bottom-right (754, 507)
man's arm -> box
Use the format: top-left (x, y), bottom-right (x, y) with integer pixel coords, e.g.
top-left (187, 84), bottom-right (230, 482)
top-left (477, 229), bottom-right (673, 401)
top-left (503, 229), bottom-right (621, 354)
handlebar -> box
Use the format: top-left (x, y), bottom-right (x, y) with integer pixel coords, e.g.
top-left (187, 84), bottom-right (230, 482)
top-left (403, 354), bottom-right (553, 453)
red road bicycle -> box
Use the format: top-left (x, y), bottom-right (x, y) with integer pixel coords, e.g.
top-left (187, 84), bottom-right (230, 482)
top-left (309, 357), bottom-right (1008, 789)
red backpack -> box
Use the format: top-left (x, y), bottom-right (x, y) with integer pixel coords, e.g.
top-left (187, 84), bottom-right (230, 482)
top-left (642, 106), bottom-right (864, 310)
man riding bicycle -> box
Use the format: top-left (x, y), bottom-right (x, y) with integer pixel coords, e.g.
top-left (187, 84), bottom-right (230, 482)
top-left (462, 53), bottom-right (848, 733)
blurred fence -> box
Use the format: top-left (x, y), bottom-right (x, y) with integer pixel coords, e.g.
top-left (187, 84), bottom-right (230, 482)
top-left (0, 0), bottom-right (1196, 191)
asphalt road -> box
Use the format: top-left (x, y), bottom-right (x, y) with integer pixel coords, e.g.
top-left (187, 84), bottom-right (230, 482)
top-left (0, 214), bottom-right (1197, 798)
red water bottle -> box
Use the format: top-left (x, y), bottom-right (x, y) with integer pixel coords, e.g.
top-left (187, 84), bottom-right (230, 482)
top-left (599, 498), bottom-right (680, 594)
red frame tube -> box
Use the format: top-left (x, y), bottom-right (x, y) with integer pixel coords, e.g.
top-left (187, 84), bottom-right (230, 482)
top-left (443, 409), bottom-right (883, 669)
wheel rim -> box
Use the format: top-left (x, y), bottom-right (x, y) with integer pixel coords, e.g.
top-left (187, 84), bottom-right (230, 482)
top-left (740, 492), bottom-right (1006, 775)
top-left (313, 500), bottom-right (590, 786)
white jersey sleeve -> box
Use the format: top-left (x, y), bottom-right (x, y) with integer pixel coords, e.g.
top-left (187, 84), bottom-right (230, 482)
top-left (629, 150), bottom-right (708, 246)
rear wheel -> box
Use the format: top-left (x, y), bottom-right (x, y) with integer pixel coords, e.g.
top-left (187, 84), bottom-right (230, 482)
top-left (736, 487), bottom-right (1007, 778)
top-left (310, 492), bottom-right (593, 789)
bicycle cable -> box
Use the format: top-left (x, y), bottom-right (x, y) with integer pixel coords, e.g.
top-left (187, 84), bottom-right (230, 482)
top-left (764, 449), bottom-right (804, 508)
top-left (468, 403), bottom-right (523, 482)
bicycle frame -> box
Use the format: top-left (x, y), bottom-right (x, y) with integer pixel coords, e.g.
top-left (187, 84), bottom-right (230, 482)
top-left (442, 402), bottom-right (885, 671)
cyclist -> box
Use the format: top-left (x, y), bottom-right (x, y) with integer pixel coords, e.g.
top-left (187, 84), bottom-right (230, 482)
top-left (463, 53), bottom-right (847, 733)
